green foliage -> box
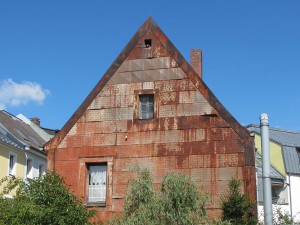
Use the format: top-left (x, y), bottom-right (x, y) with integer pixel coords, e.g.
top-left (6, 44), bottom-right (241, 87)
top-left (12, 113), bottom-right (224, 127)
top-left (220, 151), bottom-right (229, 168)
top-left (273, 207), bottom-right (294, 225)
top-left (110, 169), bottom-right (209, 225)
top-left (0, 171), bottom-right (101, 225)
top-left (220, 178), bottom-right (256, 225)
top-left (161, 173), bottom-right (209, 224)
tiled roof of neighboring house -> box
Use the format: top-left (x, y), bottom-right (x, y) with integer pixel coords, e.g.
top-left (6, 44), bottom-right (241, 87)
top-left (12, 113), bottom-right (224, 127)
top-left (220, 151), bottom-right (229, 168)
top-left (282, 146), bottom-right (300, 174)
top-left (246, 124), bottom-right (300, 175)
top-left (246, 124), bottom-right (300, 147)
top-left (0, 133), bottom-right (23, 150)
top-left (40, 127), bottom-right (59, 136)
top-left (0, 110), bottom-right (47, 152)
top-left (16, 114), bottom-right (56, 142)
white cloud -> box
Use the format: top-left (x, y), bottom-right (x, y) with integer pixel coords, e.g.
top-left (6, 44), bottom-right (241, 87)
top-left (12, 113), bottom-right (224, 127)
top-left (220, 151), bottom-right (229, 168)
top-left (0, 79), bottom-right (50, 109)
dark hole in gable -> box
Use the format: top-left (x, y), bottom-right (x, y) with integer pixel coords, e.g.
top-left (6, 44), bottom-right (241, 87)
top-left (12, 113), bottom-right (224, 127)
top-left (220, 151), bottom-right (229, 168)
top-left (144, 39), bottom-right (152, 48)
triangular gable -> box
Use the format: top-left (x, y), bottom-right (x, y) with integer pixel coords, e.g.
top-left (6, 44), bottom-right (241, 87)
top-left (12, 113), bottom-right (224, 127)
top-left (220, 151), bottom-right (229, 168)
top-left (45, 17), bottom-right (251, 151)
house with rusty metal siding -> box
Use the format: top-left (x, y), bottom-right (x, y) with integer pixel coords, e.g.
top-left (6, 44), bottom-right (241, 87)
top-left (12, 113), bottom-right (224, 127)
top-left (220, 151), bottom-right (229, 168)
top-left (45, 17), bottom-right (256, 221)
top-left (247, 124), bottom-right (300, 223)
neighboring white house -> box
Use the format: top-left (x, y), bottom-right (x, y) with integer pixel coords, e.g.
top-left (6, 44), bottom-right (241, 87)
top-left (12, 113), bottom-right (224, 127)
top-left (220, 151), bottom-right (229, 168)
top-left (0, 110), bottom-right (56, 190)
top-left (246, 124), bottom-right (300, 223)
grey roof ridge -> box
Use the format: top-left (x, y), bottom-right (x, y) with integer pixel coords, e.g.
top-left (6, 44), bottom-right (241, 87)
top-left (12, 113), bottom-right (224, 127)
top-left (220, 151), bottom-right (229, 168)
top-left (0, 109), bottom-right (44, 149)
top-left (1, 109), bottom-right (25, 124)
top-left (246, 125), bottom-right (300, 148)
top-left (245, 124), bottom-right (300, 135)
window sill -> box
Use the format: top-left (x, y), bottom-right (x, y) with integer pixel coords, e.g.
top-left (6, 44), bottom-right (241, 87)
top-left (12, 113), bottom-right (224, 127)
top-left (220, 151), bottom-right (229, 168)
top-left (8, 174), bottom-right (16, 178)
top-left (136, 118), bottom-right (155, 124)
top-left (86, 202), bottom-right (106, 208)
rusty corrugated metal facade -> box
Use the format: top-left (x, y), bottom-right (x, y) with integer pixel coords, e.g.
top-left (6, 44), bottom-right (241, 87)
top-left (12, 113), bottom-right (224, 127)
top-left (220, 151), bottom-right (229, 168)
top-left (45, 17), bottom-right (256, 221)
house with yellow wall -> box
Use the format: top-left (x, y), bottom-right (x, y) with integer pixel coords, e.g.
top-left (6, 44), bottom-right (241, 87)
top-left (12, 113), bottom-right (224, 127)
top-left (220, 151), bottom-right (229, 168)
top-left (0, 134), bottom-right (25, 197)
top-left (0, 109), bottom-right (55, 198)
top-left (246, 124), bottom-right (300, 223)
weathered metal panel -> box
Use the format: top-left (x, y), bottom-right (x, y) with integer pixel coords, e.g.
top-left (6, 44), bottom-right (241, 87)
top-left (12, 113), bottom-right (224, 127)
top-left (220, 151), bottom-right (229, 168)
top-left (116, 129), bottom-right (205, 146)
top-left (158, 103), bottom-right (213, 117)
top-left (86, 108), bottom-right (134, 122)
top-left (98, 83), bottom-right (143, 97)
top-left (179, 91), bottom-right (208, 104)
top-left (155, 79), bottom-right (197, 92)
top-left (117, 57), bottom-right (170, 73)
top-left (88, 95), bottom-right (134, 109)
top-left (76, 121), bottom-right (127, 134)
top-left (108, 68), bottom-right (186, 84)
top-left (142, 81), bottom-right (154, 90)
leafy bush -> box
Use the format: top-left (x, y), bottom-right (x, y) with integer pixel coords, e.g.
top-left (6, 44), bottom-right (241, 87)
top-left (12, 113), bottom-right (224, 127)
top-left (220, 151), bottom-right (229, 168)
top-left (0, 171), bottom-right (101, 225)
top-left (273, 207), bottom-right (294, 225)
top-left (110, 169), bottom-right (210, 225)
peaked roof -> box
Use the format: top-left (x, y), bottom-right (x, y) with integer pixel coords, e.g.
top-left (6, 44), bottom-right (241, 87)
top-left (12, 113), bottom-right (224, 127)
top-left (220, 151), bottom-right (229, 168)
top-left (45, 17), bottom-right (252, 151)
top-left (0, 109), bottom-right (47, 151)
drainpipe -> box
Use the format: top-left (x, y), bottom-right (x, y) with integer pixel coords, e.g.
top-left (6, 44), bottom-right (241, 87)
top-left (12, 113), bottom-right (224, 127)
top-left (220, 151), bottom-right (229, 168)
top-left (260, 113), bottom-right (273, 225)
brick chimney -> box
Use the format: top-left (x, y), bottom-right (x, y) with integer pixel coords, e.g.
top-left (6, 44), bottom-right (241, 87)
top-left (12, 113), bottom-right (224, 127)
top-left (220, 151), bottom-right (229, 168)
top-left (190, 49), bottom-right (202, 79)
top-left (31, 117), bottom-right (40, 126)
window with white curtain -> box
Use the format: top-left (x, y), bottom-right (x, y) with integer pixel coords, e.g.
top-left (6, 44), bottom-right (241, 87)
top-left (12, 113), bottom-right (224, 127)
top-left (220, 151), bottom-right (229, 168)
top-left (88, 164), bottom-right (107, 203)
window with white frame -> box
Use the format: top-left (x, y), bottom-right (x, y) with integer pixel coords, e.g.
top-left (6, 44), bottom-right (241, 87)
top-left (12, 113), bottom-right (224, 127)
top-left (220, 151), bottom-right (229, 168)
top-left (26, 158), bottom-right (33, 179)
top-left (87, 164), bottom-right (107, 204)
top-left (38, 164), bottom-right (45, 177)
top-left (8, 152), bottom-right (17, 176)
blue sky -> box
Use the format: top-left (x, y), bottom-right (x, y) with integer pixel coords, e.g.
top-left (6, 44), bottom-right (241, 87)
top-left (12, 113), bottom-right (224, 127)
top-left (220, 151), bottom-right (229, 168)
top-left (1, 1), bottom-right (300, 131)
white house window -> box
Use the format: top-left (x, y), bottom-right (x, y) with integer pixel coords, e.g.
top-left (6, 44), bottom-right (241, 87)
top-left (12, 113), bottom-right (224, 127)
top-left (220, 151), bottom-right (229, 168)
top-left (38, 164), bottom-right (45, 177)
top-left (26, 158), bottom-right (33, 179)
top-left (139, 94), bottom-right (154, 119)
top-left (8, 153), bottom-right (17, 176)
top-left (87, 164), bottom-right (107, 204)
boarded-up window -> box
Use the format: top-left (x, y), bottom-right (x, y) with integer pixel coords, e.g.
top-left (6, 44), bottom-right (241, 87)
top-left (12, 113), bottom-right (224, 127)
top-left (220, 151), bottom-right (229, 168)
top-left (139, 94), bottom-right (154, 119)
top-left (88, 164), bottom-right (107, 203)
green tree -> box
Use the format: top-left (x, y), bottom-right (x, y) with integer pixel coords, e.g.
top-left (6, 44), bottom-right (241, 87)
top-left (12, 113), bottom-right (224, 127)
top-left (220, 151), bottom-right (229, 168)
top-left (0, 171), bottom-right (101, 225)
top-left (110, 169), bottom-right (209, 225)
top-left (220, 178), bottom-right (256, 225)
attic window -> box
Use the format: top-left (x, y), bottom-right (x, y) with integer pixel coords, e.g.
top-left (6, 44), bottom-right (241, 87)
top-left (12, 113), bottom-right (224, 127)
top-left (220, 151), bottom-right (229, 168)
top-left (139, 94), bottom-right (154, 120)
top-left (144, 39), bottom-right (152, 48)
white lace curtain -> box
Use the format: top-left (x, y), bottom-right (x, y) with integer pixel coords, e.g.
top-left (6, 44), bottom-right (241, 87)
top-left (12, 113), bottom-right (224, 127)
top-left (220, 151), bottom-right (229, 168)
top-left (88, 165), bottom-right (107, 203)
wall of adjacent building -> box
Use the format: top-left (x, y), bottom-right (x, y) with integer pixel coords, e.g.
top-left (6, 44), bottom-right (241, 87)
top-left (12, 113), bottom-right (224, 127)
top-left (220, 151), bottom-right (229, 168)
top-left (25, 151), bottom-right (47, 179)
top-left (254, 134), bottom-right (286, 176)
top-left (289, 174), bottom-right (300, 222)
top-left (0, 143), bottom-right (25, 196)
